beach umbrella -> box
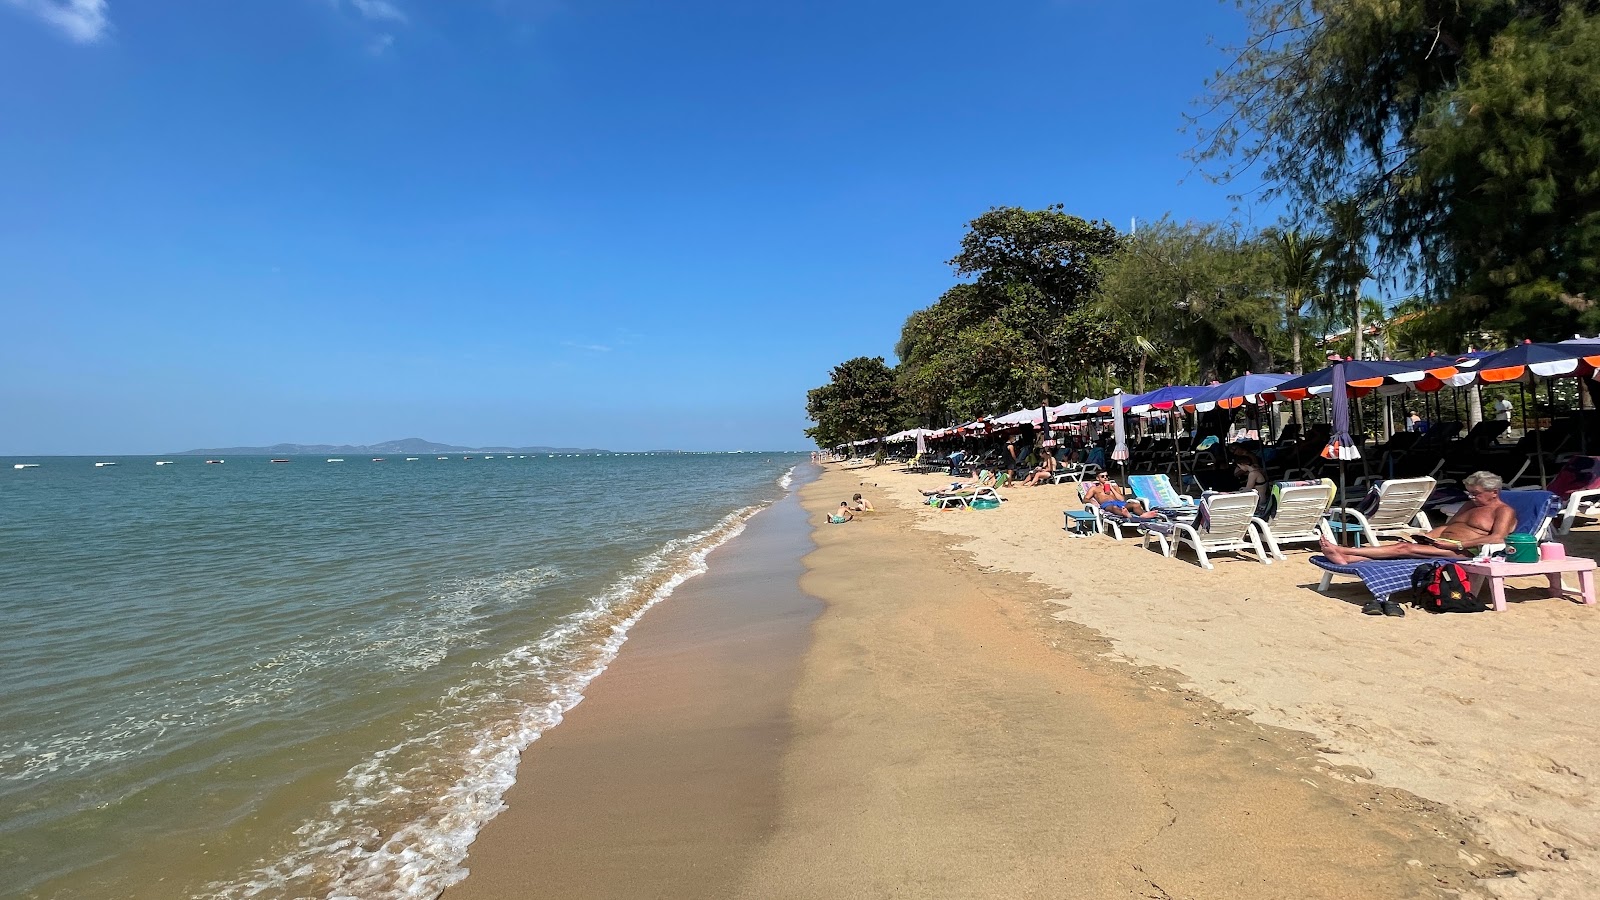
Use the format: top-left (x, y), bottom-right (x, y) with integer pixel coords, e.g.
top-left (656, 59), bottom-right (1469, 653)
top-left (1321, 363), bottom-right (1362, 544)
top-left (1266, 359), bottom-right (1417, 403)
top-left (1472, 341), bottom-right (1600, 383)
top-left (916, 429), bottom-right (927, 457)
top-left (1184, 373), bottom-right (1290, 412)
top-left (1123, 384), bottom-right (1203, 414)
top-left (1111, 390), bottom-right (1130, 477)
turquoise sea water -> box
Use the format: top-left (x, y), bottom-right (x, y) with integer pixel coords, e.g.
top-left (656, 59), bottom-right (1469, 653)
top-left (0, 453), bottom-right (804, 899)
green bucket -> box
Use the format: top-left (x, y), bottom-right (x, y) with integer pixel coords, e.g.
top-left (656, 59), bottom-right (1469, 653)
top-left (1504, 532), bottom-right (1539, 564)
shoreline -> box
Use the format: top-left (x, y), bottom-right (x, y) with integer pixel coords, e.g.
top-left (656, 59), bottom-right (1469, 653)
top-left (448, 462), bottom-right (1507, 899)
top-left (444, 469), bottom-right (823, 898)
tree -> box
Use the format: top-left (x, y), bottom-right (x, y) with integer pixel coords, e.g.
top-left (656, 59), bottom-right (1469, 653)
top-left (1092, 218), bottom-right (1281, 381)
top-left (1323, 198), bottom-right (1373, 360)
top-left (1265, 227), bottom-right (1327, 377)
top-left (1192, 0), bottom-right (1600, 340)
top-left (948, 205), bottom-right (1124, 401)
top-left (804, 357), bottom-right (897, 450)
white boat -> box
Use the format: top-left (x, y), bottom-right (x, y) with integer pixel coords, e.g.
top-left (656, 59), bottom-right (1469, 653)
top-left (13, 463), bottom-right (39, 469)
top-left (327, 458), bottom-right (344, 463)
top-left (437, 456), bottom-right (449, 460)
top-left (484, 455), bottom-right (494, 459)
top-left (155, 461), bottom-right (174, 466)
top-left (94, 462), bottom-right (117, 467)
top-left (405, 457), bottom-right (419, 461)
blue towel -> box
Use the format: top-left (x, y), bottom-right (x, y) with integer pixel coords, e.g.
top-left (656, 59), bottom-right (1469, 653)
top-left (1309, 555), bottom-right (1468, 601)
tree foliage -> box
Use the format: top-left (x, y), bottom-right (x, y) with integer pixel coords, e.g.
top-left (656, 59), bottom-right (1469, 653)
top-left (1192, 0), bottom-right (1600, 340)
top-left (803, 356), bottom-right (897, 449)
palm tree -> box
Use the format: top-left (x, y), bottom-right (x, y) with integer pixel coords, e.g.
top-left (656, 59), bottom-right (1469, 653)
top-left (1324, 199), bottom-right (1373, 360)
top-left (1269, 229), bottom-right (1328, 376)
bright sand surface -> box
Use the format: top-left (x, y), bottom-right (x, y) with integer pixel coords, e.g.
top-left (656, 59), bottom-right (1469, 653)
top-left (856, 462), bottom-right (1600, 900)
top-left (449, 466), bottom-right (1514, 898)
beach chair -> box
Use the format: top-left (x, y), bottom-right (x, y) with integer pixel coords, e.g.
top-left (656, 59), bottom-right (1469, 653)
top-left (927, 485), bottom-right (1000, 509)
top-left (1127, 474), bottom-right (1198, 519)
top-left (1527, 455), bottom-right (1600, 534)
top-left (1251, 480), bottom-right (1337, 560)
top-left (1147, 491), bottom-right (1272, 569)
top-left (1325, 477), bottom-right (1435, 546)
top-left (1310, 490), bottom-right (1561, 599)
top-left (1077, 481), bottom-right (1147, 540)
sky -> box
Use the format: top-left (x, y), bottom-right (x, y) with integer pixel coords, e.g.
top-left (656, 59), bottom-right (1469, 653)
top-left (0, 0), bottom-right (1265, 453)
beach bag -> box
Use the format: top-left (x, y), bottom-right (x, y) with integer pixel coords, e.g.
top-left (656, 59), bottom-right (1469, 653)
top-left (1410, 562), bottom-right (1481, 613)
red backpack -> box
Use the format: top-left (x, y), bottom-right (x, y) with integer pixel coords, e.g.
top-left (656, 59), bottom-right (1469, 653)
top-left (1410, 562), bottom-right (1481, 613)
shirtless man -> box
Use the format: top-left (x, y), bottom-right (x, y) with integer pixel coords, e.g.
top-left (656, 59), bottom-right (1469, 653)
top-left (1319, 471), bottom-right (1515, 563)
top-left (1083, 471), bottom-right (1162, 519)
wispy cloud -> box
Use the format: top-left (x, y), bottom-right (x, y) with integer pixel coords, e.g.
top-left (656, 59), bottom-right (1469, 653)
top-left (348, 0), bottom-right (406, 24)
top-left (3, 0), bottom-right (110, 43)
top-left (562, 341), bottom-right (613, 353)
top-left (367, 32), bottom-right (395, 55)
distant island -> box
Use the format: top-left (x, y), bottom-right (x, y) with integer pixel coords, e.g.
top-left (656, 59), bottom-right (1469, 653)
top-left (174, 438), bottom-right (612, 455)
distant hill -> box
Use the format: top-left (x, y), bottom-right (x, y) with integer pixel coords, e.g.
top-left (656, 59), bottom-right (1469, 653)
top-left (175, 438), bottom-right (611, 455)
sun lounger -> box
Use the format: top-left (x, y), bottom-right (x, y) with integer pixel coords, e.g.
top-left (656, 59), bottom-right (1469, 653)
top-left (1252, 479), bottom-right (1336, 559)
top-left (1308, 555), bottom-right (1468, 603)
top-left (1312, 489), bottom-right (1561, 598)
top-left (926, 486), bottom-right (1000, 509)
top-left (1325, 477), bottom-right (1435, 546)
top-left (1147, 491), bottom-right (1272, 568)
top-left (1127, 474), bottom-right (1198, 520)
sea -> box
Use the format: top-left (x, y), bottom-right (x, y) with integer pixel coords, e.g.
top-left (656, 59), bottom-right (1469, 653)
top-left (0, 452), bottom-right (808, 899)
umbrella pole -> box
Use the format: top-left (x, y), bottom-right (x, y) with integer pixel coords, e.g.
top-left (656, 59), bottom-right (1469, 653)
top-left (1338, 457), bottom-right (1349, 546)
top-left (1170, 413), bottom-right (1185, 494)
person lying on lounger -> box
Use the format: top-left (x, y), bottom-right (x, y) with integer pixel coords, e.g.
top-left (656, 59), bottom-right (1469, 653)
top-left (1084, 472), bottom-right (1162, 519)
top-left (1318, 471), bottom-right (1515, 563)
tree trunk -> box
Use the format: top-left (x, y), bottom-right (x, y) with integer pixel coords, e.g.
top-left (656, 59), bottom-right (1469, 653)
top-left (1351, 285), bottom-right (1365, 361)
top-left (1228, 327), bottom-right (1275, 373)
top-left (1290, 311), bottom-right (1304, 425)
top-left (1136, 352), bottom-right (1147, 394)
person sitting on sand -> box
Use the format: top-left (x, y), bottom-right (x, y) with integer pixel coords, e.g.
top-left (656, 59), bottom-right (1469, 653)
top-left (850, 493), bottom-right (875, 512)
top-left (828, 502), bottom-right (854, 524)
top-left (1083, 472), bottom-right (1162, 519)
top-left (1319, 471), bottom-right (1515, 563)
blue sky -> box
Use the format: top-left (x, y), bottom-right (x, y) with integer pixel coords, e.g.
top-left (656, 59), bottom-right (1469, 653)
top-left (1, 0), bottom-right (1262, 453)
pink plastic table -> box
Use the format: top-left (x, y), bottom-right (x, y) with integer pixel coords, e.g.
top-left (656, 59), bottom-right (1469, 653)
top-left (1457, 557), bottom-right (1598, 612)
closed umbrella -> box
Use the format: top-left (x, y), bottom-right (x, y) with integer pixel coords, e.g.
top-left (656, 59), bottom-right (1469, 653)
top-left (1111, 389), bottom-right (1130, 478)
top-left (1321, 363), bottom-right (1362, 544)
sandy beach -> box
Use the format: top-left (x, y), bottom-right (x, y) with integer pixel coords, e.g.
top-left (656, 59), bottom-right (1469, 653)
top-left (450, 465), bottom-right (1522, 898)
top-left (848, 461), bottom-right (1600, 900)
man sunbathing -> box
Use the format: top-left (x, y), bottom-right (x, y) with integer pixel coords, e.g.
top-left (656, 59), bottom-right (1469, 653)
top-left (1318, 471), bottom-right (1515, 563)
top-left (1084, 472), bottom-right (1162, 519)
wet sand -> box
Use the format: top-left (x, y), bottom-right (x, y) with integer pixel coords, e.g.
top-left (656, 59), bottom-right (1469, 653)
top-left (450, 466), bottom-right (1501, 898)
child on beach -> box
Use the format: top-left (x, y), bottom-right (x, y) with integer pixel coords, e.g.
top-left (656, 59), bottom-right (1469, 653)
top-left (850, 493), bottom-right (875, 512)
top-left (829, 503), bottom-right (854, 524)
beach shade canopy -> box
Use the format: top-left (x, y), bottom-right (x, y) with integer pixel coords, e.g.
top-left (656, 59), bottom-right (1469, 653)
top-left (1183, 373), bottom-right (1290, 412)
top-left (1469, 341), bottom-right (1600, 383)
top-left (1111, 390), bottom-right (1129, 461)
top-left (1266, 359), bottom-right (1418, 402)
top-left (1124, 384), bottom-right (1204, 414)
top-left (1053, 396), bottom-right (1110, 418)
top-left (1321, 363), bottom-right (1362, 461)
top-left (991, 408), bottom-right (1046, 426)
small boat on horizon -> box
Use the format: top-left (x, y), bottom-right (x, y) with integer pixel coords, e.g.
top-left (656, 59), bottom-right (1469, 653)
top-left (463, 456), bottom-right (474, 460)
top-left (206, 459), bottom-right (225, 464)
top-left (405, 457), bottom-right (419, 461)
top-left (94, 462), bottom-right (117, 467)
top-left (155, 460), bottom-right (175, 466)
top-left (13, 463), bottom-right (40, 469)
top-left (327, 458), bottom-right (344, 463)
top-left (270, 459), bottom-right (291, 463)
top-left (436, 456), bottom-right (449, 460)
top-left (372, 458), bottom-right (385, 462)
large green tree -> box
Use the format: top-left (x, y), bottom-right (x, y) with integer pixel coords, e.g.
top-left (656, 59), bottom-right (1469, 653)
top-left (1193, 0), bottom-right (1600, 340)
top-left (947, 205), bottom-right (1124, 402)
top-left (804, 356), bottom-right (898, 450)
